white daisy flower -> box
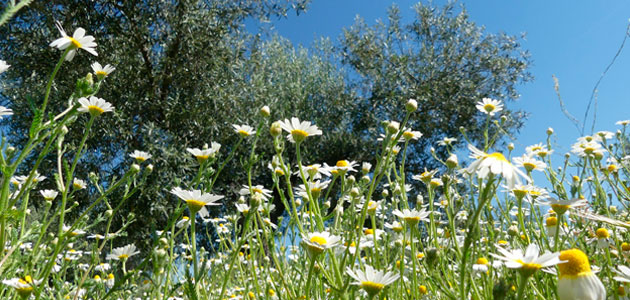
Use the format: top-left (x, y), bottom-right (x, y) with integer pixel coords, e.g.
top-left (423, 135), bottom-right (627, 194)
top-left (346, 264), bottom-right (400, 297)
top-left (402, 129), bottom-right (423, 141)
top-left (49, 21), bottom-right (97, 61)
top-left (328, 160), bottom-right (358, 175)
top-left (557, 249), bottom-right (605, 300)
top-left (537, 197), bottom-right (587, 215)
top-left (40, 189), bottom-right (58, 201)
top-left (107, 244), bottom-right (140, 260)
top-left (171, 187), bottom-right (223, 217)
top-left (186, 142), bottom-right (221, 163)
top-left (437, 137), bottom-right (457, 146)
top-left (2, 276), bottom-right (42, 298)
top-left (239, 184), bottom-right (273, 200)
top-left (91, 62), bottom-right (115, 78)
top-left (296, 180), bottom-right (330, 199)
top-left (0, 106), bottom-right (12, 119)
top-left (73, 178), bottom-right (87, 190)
top-left (616, 120), bottom-right (630, 126)
top-left (301, 231), bottom-right (341, 257)
top-left (465, 144), bottom-right (530, 188)
top-left (512, 154), bottom-right (546, 172)
top-left (613, 265), bottom-right (630, 283)
top-left (277, 117), bottom-right (322, 143)
top-left (525, 143), bottom-right (553, 158)
top-left (129, 150), bottom-right (151, 162)
top-left (393, 208), bottom-right (430, 225)
top-left (0, 60), bottom-right (9, 74)
top-left (233, 124), bottom-right (255, 137)
top-left (491, 243), bottom-right (562, 277)
top-left (476, 98), bottom-right (503, 116)
top-left (571, 140), bottom-right (603, 157)
top-left (77, 96), bottom-right (114, 117)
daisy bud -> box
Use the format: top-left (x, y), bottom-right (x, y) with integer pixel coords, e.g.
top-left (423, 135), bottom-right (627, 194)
top-left (508, 143), bottom-right (514, 151)
top-left (508, 225), bottom-right (519, 237)
top-left (350, 187), bottom-right (360, 198)
top-left (381, 189), bottom-right (389, 198)
top-left (61, 126), bottom-right (69, 134)
top-left (260, 105), bottom-right (270, 117)
top-left (500, 115), bottom-right (507, 123)
top-left (295, 198), bottom-right (302, 206)
top-left (131, 164), bottom-right (141, 173)
top-left (159, 238), bottom-right (169, 247)
top-left (446, 154), bottom-right (458, 169)
top-left (416, 194), bottom-right (424, 206)
top-left (360, 175), bottom-right (370, 184)
top-left (106, 210), bottom-right (113, 217)
top-left (547, 127), bottom-right (554, 135)
top-left (270, 121), bottom-right (282, 137)
top-left (610, 206), bottom-right (618, 214)
top-left (323, 201), bottom-right (331, 209)
top-left (387, 121), bottom-right (400, 135)
top-left (594, 151), bottom-right (603, 160)
top-left (346, 175), bottom-right (355, 185)
top-left (6, 146), bottom-right (15, 155)
top-left (405, 99), bottom-right (418, 112)
top-left (362, 162), bottom-right (372, 174)
top-left (86, 73), bottom-right (94, 86)
top-left (146, 164), bottom-right (154, 173)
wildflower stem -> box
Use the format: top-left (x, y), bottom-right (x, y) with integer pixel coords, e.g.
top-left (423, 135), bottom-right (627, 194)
top-left (516, 274), bottom-right (529, 300)
top-left (41, 48), bottom-right (69, 115)
top-left (190, 212), bottom-right (199, 288)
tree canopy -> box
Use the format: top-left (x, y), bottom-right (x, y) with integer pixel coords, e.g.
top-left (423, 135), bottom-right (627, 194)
top-left (0, 0), bottom-right (531, 247)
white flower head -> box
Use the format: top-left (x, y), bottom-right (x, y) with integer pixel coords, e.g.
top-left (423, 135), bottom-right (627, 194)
top-left (129, 150), bottom-right (152, 163)
top-left (301, 231), bottom-right (341, 257)
top-left (40, 189), bottom-right (58, 201)
top-left (0, 60), bottom-right (9, 74)
top-left (2, 276), bottom-right (42, 298)
top-left (0, 106), bottom-right (13, 119)
top-left (557, 249), bottom-right (605, 300)
top-left (49, 21), bottom-right (97, 61)
top-left (278, 117), bottom-right (322, 143)
top-left (346, 264), bottom-right (400, 297)
top-left (171, 187), bottom-right (224, 216)
top-left (393, 208), bottom-right (430, 226)
top-left (73, 178), bottom-right (87, 190)
top-left (491, 243), bottom-right (562, 277)
top-left (186, 142), bottom-right (221, 163)
top-left (476, 98), bottom-right (503, 116)
top-left (233, 124), bottom-right (255, 137)
top-left (91, 62), bottom-right (115, 78)
top-left (465, 145), bottom-right (530, 189)
top-left (78, 96), bottom-right (114, 117)
top-left (106, 244), bottom-right (140, 260)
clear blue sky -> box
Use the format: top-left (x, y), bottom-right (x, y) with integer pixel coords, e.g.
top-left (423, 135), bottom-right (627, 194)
top-left (262, 0), bottom-right (630, 160)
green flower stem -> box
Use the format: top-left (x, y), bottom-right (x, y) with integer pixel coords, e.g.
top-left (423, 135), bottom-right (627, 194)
top-left (190, 212), bottom-right (199, 289)
top-left (517, 274), bottom-right (529, 300)
top-left (304, 257), bottom-right (317, 299)
top-left (217, 213), bottom-right (252, 300)
top-left (41, 49), bottom-right (69, 115)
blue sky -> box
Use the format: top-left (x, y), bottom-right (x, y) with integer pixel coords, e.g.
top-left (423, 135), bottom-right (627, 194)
top-left (263, 0), bottom-right (630, 160)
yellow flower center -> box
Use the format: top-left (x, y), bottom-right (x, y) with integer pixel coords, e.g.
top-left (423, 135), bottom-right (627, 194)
top-left (88, 105), bottom-right (105, 115)
top-left (94, 275), bottom-right (101, 280)
top-left (546, 216), bottom-right (558, 226)
top-left (309, 236), bottom-right (328, 246)
top-left (403, 131), bottom-right (415, 140)
top-left (403, 216), bottom-right (421, 224)
top-left (108, 273), bottom-right (115, 280)
top-left (290, 129), bottom-right (308, 142)
top-left (274, 169), bottom-right (284, 176)
top-left (558, 249), bottom-right (591, 279)
top-left (252, 188), bottom-right (263, 194)
top-left (608, 164), bottom-right (618, 172)
top-left (476, 257), bottom-right (489, 265)
top-left (419, 285), bottom-right (428, 294)
top-left (584, 147), bottom-right (595, 154)
top-left (516, 260), bottom-right (542, 276)
top-left (483, 103), bottom-right (496, 112)
top-left (186, 199), bottom-right (206, 213)
top-left (364, 228), bottom-right (374, 235)
top-left (95, 70), bottom-right (108, 76)
top-left (596, 228), bottom-right (609, 239)
top-left (336, 160), bottom-right (349, 167)
top-left (497, 240), bottom-right (508, 246)
top-left (238, 130), bottom-right (250, 137)
top-left (551, 204), bottom-right (571, 215)
top-left (486, 152), bottom-right (509, 163)
top-left (68, 37), bottom-right (82, 48)
top-left (361, 281), bottom-right (385, 294)
top-left (417, 253), bottom-right (425, 259)
top-left (621, 242), bottom-right (630, 251)
top-left (523, 162), bottom-right (536, 171)
top-left (512, 189), bottom-right (528, 199)
top-left (118, 254), bottom-right (129, 260)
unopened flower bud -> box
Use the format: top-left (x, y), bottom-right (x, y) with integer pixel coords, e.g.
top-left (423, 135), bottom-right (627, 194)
top-left (405, 99), bottom-right (418, 112)
top-left (350, 187), bottom-right (360, 197)
top-left (61, 126), bottom-right (69, 135)
top-left (362, 162), bottom-right (372, 174)
top-left (360, 175), bottom-right (370, 184)
top-left (546, 127), bottom-right (554, 135)
top-left (260, 105), bottom-right (270, 117)
top-left (146, 164), bottom-right (154, 173)
top-left (381, 189), bottom-right (389, 198)
top-left (508, 143), bottom-right (514, 151)
top-left (131, 164), bottom-right (141, 173)
top-left (387, 121), bottom-right (400, 135)
top-left (323, 201), bottom-right (331, 209)
top-left (508, 225), bottom-right (519, 237)
top-left (446, 154), bottom-right (458, 169)
top-left (105, 210), bottom-right (113, 217)
top-left (270, 121), bottom-right (282, 137)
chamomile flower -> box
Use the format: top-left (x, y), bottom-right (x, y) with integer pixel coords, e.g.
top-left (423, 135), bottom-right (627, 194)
top-left (402, 129), bottom-right (423, 141)
top-left (170, 187), bottom-right (224, 216)
top-left (107, 244), bottom-right (140, 261)
top-left (614, 265), bottom-right (630, 283)
top-left (616, 120), bottom-right (630, 126)
top-left (557, 249), bottom-right (605, 300)
top-left (512, 154), bottom-right (546, 172)
top-left (49, 22), bottom-right (97, 61)
top-left (78, 96), bottom-right (114, 117)
top-left (0, 60), bottom-right (9, 74)
top-left (238, 185), bottom-right (272, 200)
top-left (91, 62), bottom-right (115, 78)
top-left (296, 180), bottom-right (329, 199)
top-left (187, 142), bottom-right (221, 163)
top-left (465, 144), bottom-right (529, 188)
top-left (329, 160), bottom-right (358, 175)
top-left (2, 276), bottom-right (42, 298)
top-left (393, 208), bottom-right (430, 226)
top-left (129, 150), bottom-right (151, 163)
top-left (0, 106), bottom-right (12, 118)
top-left (40, 189), bottom-right (58, 201)
top-left (491, 243), bottom-right (562, 277)
top-left (233, 124), bottom-right (255, 137)
top-left (594, 228), bottom-right (610, 248)
top-left (537, 197), bottom-right (588, 215)
top-left (277, 117), bottom-right (322, 143)
top-left (476, 98), bottom-right (503, 116)
top-left (346, 264), bottom-right (400, 297)
top-left (73, 178), bottom-right (87, 190)
top-left (437, 137), bottom-right (457, 146)
top-left (472, 257), bottom-right (490, 274)
top-left (301, 231), bottom-right (341, 257)
top-left (526, 143), bottom-right (553, 158)
top-left (571, 140), bottom-right (604, 157)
